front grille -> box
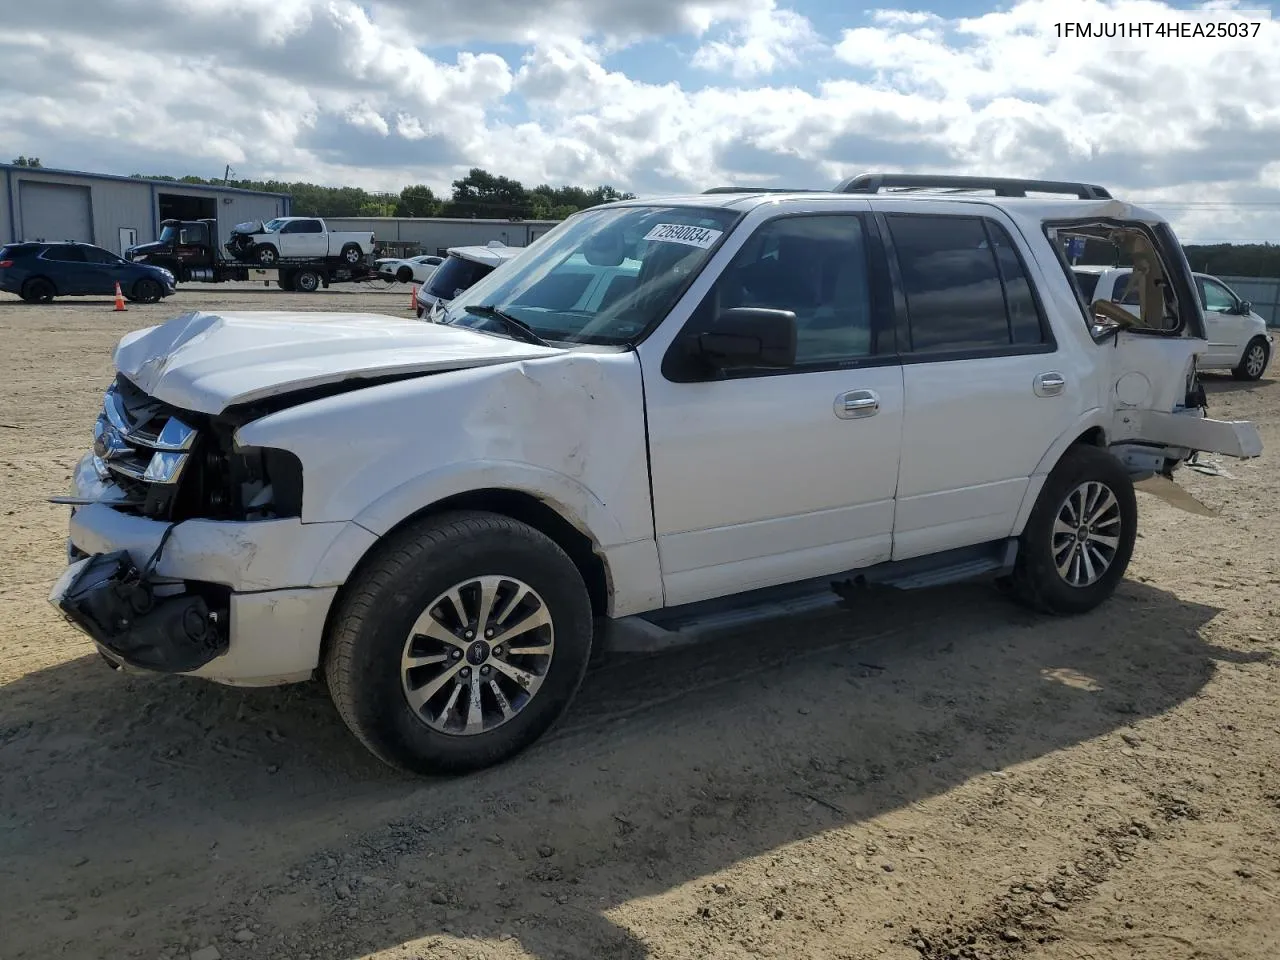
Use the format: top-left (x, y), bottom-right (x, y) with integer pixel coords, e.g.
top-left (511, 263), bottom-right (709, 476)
top-left (92, 375), bottom-right (199, 515)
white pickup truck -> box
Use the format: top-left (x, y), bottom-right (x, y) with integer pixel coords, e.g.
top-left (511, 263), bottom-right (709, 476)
top-left (50, 174), bottom-right (1264, 777)
top-left (225, 216), bottom-right (375, 267)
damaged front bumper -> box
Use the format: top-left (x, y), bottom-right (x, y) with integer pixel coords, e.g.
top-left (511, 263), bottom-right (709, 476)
top-left (47, 454), bottom-right (371, 686)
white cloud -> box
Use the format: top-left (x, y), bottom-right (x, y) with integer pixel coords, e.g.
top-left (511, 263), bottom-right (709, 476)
top-left (691, 2), bottom-right (821, 79)
top-left (2, 0), bottom-right (1279, 242)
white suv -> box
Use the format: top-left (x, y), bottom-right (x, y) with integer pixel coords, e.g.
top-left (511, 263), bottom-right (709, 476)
top-left (49, 174), bottom-right (1263, 776)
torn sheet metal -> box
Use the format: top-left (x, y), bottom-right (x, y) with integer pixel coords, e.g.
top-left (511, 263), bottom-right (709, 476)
top-left (1134, 475), bottom-right (1219, 517)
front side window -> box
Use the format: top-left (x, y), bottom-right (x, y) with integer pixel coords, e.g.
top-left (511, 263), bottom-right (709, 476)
top-left (887, 214), bottom-right (1046, 353)
top-left (441, 205), bottom-right (742, 345)
top-left (1200, 277), bottom-right (1236, 313)
top-left (81, 246), bottom-right (120, 264)
top-left (687, 213), bottom-right (877, 365)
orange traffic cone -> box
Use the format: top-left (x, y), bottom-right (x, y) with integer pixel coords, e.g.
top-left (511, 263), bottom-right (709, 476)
top-left (113, 282), bottom-right (127, 312)
top-left (409, 283), bottom-right (417, 311)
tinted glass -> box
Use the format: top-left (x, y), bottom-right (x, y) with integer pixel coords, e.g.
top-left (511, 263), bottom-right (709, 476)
top-left (1072, 271), bottom-right (1100, 301)
top-left (427, 255), bottom-right (495, 299)
top-left (0, 243), bottom-right (41, 259)
top-left (1117, 273), bottom-right (1142, 305)
top-left (710, 214), bottom-right (874, 364)
top-left (81, 246), bottom-right (119, 264)
top-left (988, 222), bottom-right (1045, 344)
top-left (300, 220), bottom-right (323, 234)
top-left (1201, 278), bottom-right (1235, 312)
top-left (43, 244), bottom-right (86, 262)
top-left (887, 215), bottom-right (1008, 352)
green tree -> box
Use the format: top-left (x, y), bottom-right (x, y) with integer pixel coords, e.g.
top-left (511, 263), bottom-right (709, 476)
top-left (12, 156), bottom-right (43, 167)
top-left (395, 185), bottom-right (441, 217)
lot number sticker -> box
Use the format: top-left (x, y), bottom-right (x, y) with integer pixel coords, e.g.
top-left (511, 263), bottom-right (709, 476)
top-left (644, 223), bottom-right (723, 249)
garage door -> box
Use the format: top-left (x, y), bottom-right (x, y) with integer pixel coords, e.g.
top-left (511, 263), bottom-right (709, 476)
top-left (19, 181), bottom-right (93, 243)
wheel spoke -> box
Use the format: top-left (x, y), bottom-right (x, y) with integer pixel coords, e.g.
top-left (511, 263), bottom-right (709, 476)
top-left (488, 680), bottom-right (515, 720)
top-left (493, 584), bottom-right (531, 626)
top-left (1053, 518), bottom-right (1076, 538)
top-left (464, 673), bottom-right (484, 734)
top-left (1086, 489), bottom-right (1118, 526)
top-left (1057, 545), bottom-right (1076, 578)
top-left (1079, 539), bottom-right (1097, 583)
top-left (406, 662), bottom-right (463, 713)
top-left (500, 605), bottom-right (551, 641)
top-left (1088, 533), bottom-right (1120, 551)
top-left (434, 681), bottom-right (464, 727)
top-left (474, 576), bottom-right (502, 635)
top-left (403, 651), bottom-right (451, 669)
top-left (492, 658), bottom-right (538, 691)
top-left (408, 612), bottom-right (465, 650)
top-left (506, 642), bottom-right (554, 657)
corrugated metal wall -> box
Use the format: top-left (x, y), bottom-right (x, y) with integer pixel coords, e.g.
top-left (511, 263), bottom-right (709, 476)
top-left (1220, 276), bottom-right (1280, 328)
top-left (5, 170), bottom-right (153, 254)
top-left (324, 217), bottom-right (561, 255)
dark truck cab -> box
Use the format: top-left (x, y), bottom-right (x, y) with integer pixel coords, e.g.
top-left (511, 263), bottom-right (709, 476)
top-left (125, 218), bottom-right (374, 292)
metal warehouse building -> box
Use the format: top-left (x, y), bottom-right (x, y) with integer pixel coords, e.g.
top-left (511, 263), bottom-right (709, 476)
top-left (0, 164), bottom-right (291, 256)
top-left (325, 216), bottom-right (562, 258)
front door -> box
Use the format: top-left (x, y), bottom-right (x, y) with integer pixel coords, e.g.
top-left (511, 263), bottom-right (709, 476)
top-left (1198, 275), bottom-right (1249, 366)
top-left (641, 211), bottom-right (905, 607)
top-left (877, 208), bottom-right (1082, 560)
top-left (280, 219), bottom-right (326, 258)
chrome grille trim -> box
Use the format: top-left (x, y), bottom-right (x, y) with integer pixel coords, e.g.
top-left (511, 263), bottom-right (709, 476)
top-left (93, 381), bottom-right (199, 490)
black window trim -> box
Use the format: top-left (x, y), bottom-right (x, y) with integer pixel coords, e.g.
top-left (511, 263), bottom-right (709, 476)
top-left (877, 210), bottom-right (1058, 364)
top-left (660, 209), bottom-right (901, 383)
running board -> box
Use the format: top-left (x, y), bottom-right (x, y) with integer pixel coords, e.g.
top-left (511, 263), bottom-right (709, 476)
top-left (599, 539), bottom-right (1018, 654)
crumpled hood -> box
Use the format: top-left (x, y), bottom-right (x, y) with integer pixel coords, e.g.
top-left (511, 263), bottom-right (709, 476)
top-left (114, 310), bottom-right (565, 414)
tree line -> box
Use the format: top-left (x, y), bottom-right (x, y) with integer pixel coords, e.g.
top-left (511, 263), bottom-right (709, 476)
top-left (1075, 235), bottom-right (1280, 279)
top-left (128, 167), bottom-right (635, 222)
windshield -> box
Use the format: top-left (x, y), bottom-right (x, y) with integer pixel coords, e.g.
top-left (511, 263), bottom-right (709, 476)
top-left (159, 224), bottom-right (178, 244)
top-left (263, 219), bottom-right (287, 233)
top-left (441, 205), bottom-right (742, 345)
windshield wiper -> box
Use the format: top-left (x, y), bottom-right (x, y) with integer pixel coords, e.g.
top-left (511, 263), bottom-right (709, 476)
top-left (460, 304), bottom-right (552, 346)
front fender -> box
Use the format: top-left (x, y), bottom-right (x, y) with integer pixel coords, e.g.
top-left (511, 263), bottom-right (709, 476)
top-left (351, 458), bottom-right (627, 546)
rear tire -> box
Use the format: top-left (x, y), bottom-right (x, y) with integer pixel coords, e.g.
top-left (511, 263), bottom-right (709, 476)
top-left (323, 511), bottom-right (594, 776)
top-left (396, 265), bottom-right (413, 283)
top-left (293, 269), bottom-right (321, 293)
top-left (1233, 336), bottom-right (1269, 381)
top-left (20, 277), bottom-right (55, 303)
top-left (1009, 444), bottom-right (1137, 615)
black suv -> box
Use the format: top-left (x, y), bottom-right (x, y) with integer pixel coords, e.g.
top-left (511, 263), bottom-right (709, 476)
top-left (0, 241), bottom-right (176, 304)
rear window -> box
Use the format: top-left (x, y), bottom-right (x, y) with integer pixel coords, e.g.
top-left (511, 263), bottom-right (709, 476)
top-left (0, 243), bottom-right (42, 260)
top-left (427, 255), bottom-right (497, 300)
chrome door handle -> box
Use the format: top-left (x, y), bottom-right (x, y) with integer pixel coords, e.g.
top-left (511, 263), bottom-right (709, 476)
top-left (835, 390), bottom-right (879, 419)
top-left (1034, 372), bottom-right (1066, 397)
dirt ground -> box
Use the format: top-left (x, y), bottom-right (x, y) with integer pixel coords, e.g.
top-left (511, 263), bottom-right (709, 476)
top-left (1, 285), bottom-right (1277, 960)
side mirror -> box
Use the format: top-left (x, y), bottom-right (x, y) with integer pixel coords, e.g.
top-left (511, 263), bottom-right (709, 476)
top-left (1238, 300), bottom-right (1253, 315)
top-left (697, 307), bottom-right (797, 370)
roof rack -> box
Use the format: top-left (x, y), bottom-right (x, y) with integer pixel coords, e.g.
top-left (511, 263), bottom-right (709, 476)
top-left (702, 186), bottom-right (821, 194)
top-left (833, 174), bottom-right (1112, 200)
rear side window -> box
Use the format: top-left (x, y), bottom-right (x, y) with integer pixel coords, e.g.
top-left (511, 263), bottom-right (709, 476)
top-left (886, 214), bottom-right (1048, 353)
top-left (427, 256), bottom-right (495, 299)
top-left (42, 244), bottom-right (87, 262)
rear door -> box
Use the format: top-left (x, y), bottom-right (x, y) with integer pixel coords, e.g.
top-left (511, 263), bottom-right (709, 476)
top-left (39, 244), bottom-right (90, 294)
top-left (878, 205), bottom-right (1083, 560)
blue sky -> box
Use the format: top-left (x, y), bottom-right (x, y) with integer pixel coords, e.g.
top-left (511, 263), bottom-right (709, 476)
top-left (2, 0), bottom-right (1279, 241)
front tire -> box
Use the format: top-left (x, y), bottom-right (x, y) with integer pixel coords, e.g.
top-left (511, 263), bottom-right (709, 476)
top-left (255, 244), bottom-right (279, 266)
top-left (1009, 444), bottom-right (1137, 615)
top-left (132, 278), bottom-right (163, 304)
top-left (323, 511), bottom-right (594, 775)
top-left (396, 265), bottom-right (413, 283)
top-left (1233, 336), bottom-right (1269, 381)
